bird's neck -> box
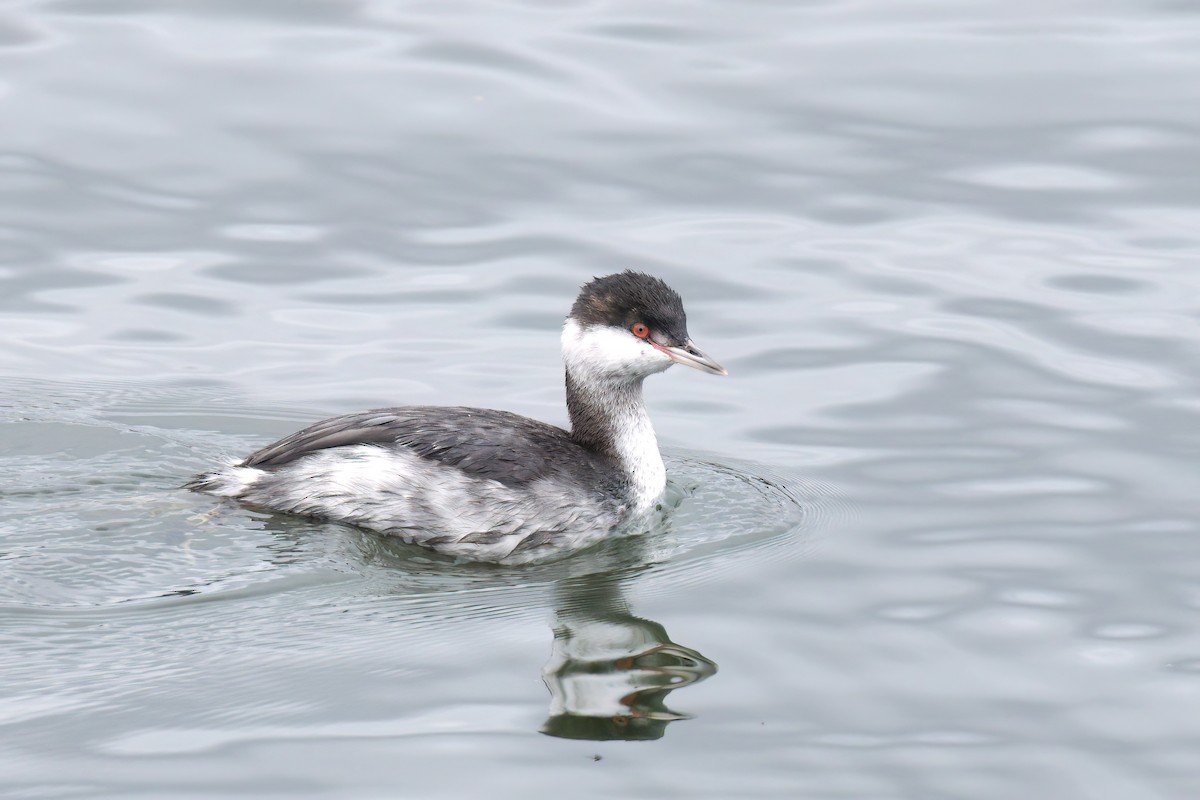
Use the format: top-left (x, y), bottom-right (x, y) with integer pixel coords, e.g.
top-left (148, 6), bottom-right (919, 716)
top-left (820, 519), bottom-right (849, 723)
top-left (565, 369), bottom-right (665, 509)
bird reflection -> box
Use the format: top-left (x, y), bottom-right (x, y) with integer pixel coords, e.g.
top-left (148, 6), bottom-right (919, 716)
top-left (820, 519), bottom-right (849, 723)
top-left (207, 514), bottom-right (718, 741)
top-left (540, 566), bottom-right (717, 741)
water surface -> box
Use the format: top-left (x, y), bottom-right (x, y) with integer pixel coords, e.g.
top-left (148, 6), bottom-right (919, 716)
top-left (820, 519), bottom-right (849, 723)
top-left (2, 1), bottom-right (1200, 797)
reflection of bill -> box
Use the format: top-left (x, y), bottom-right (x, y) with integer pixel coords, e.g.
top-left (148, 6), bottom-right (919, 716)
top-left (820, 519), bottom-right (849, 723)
top-left (540, 572), bottom-right (717, 741)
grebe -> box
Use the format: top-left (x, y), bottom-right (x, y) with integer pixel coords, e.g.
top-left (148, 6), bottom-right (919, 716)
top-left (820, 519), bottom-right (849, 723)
top-left (188, 271), bottom-right (726, 563)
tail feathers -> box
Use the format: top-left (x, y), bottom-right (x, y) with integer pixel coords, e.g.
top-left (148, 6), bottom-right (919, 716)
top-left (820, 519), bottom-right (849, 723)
top-left (183, 472), bottom-right (223, 492)
top-left (184, 462), bottom-right (264, 497)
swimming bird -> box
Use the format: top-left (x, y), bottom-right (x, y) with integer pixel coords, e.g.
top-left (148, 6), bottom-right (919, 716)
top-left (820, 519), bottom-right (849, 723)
top-left (188, 271), bottom-right (726, 563)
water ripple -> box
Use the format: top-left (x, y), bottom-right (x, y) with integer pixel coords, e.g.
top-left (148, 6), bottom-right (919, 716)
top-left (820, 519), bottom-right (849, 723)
top-left (3, 0), bottom-right (1200, 795)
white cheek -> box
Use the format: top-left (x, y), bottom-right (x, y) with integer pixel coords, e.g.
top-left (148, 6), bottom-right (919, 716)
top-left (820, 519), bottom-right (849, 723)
top-left (562, 319), bottom-right (671, 378)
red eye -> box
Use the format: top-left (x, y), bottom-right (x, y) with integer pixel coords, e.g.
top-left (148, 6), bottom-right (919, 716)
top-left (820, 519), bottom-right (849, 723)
top-left (631, 323), bottom-right (649, 338)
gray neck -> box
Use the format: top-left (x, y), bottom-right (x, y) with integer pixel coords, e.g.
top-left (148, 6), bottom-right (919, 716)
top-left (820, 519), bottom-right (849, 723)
top-left (565, 369), bottom-right (666, 509)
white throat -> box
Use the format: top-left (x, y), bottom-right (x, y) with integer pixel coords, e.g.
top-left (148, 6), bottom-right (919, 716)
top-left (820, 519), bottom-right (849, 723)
top-left (603, 396), bottom-right (665, 510)
top-left (561, 318), bottom-right (669, 510)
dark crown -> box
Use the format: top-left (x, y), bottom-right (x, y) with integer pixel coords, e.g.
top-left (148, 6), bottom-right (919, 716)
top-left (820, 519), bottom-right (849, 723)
top-left (570, 271), bottom-right (688, 345)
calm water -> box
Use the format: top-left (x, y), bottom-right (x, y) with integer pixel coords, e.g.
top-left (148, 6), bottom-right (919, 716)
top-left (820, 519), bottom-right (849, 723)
top-left (3, 1), bottom-right (1200, 797)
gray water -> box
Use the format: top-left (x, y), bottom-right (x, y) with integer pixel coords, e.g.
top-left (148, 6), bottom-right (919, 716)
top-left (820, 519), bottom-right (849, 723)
top-left (3, 1), bottom-right (1200, 797)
